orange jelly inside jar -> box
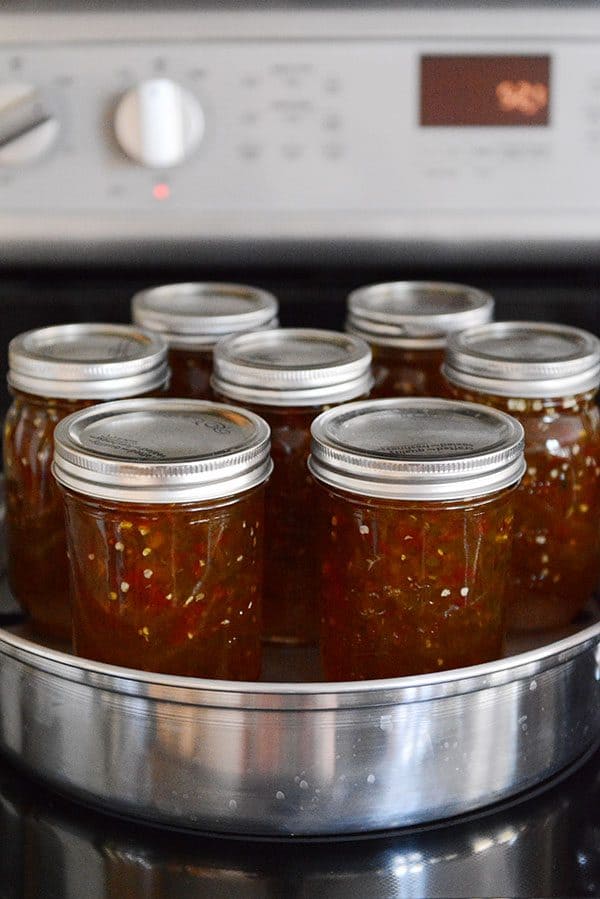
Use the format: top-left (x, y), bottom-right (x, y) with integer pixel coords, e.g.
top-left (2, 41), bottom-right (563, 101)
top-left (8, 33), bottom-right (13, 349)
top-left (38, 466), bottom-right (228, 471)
top-left (346, 281), bottom-right (494, 399)
top-left (212, 328), bottom-right (373, 646)
top-left (309, 398), bottom-right (525, 680)
top-left (445, 321), bottom-right (600, 632)
top-left (4, 391), bottom-right (93, 640)
top-left (167, 346), bottom-right (214, 400)
top-left (3, 324), bottom-right (168, 641)
top-left (53, 399), bottom-right (272, 679)
top-left (219, 402), bottom-right (321, 646)
top-left (132, 281), bottom-right (279, 400)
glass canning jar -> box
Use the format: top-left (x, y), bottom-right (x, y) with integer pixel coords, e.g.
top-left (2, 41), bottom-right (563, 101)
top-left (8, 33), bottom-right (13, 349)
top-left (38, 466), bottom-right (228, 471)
top-left (3, 324), bottom-right (168, 641)
top-left (53, 399), bottom-right (272, 679)
top-left (212, 328), bottom-right (373, 646)
top-left (444, 321), bottom-right (600, 632)
top-left (309, 398), bottom-right (525, 680)
top-left (346, 282), bottom-right (494, 398)
top-left (132, 282), bottom-right (278, 399)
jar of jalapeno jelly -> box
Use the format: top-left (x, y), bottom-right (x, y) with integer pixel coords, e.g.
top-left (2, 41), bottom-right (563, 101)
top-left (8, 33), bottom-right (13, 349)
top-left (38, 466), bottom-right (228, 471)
top-left (346, 282), bottom-right (494, 398)
top-left (132, 282), bottom-right (279, 400)
top-left (444, 321), bottom-right (600, 632)
top-left (212, 328), bottom-right (373, 646)
top-left (52, 399), bottom-right (272, 679)
top-left (309, 398), bottom-right (525, 680)
top-left (3, 324), bottom-right (168, 641)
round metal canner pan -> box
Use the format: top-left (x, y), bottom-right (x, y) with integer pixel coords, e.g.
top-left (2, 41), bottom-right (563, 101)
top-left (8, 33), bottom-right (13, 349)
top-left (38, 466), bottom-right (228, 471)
top-left (0, 456), bottom-right (597, 838)
top-left (0, 596), bottom-right (598, 836)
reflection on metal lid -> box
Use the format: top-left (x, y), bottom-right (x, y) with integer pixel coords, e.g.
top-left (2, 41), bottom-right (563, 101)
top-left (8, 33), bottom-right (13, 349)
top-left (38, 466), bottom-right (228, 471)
top-left (132, 282), bottom-right (279, 349)
top-left (53, 398), bottom-right (272, 503)
top-left (309, 397), bottom-right (525, 500)
top-left (8, 323), bottom-right (168, 400)
top-left (444, 321), bottom-right (600, 398)
top-left (346, 282), bottom-right (494, 349)
top-left (213, 328), bottom-right (373, 406)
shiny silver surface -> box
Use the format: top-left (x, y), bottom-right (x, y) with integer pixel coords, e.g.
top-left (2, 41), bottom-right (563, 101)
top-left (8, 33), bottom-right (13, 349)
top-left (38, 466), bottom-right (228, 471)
top-left (131, 282), bottom-right (279, 349)
top-left (0, 589), bottom-right (597, 835)
top-left (2, 6), bottom-right (600, 265)
top-left (444, 321), bottom-right (600, 398)
top-left (213, 328), bottom-right (373, 406)
top-left (346, 282), bottom-right (494, 349)
top-left (8, 323), bottom-right (168, 400)
top-left (0, 736), bottom-right (598, 899)
top-left (309, 398), bottom-right (525, 500)
top-left (53, 399), bottom-right (272, 503)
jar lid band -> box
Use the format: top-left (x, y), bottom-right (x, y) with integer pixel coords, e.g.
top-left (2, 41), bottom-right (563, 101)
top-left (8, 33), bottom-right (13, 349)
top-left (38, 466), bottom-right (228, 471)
top-left (53, 399), bottom-right (273, 503)
top-left (8, 324), bottom-right (168, 400)
top-left (212, 328), bottom-right (373, 407)
top-left (346, 282), bottom-right (494, 348)
top-left (132, 282), bottom-right (279, 349)
top-left (309, 398), bottom-right (525, 500)
top-left (444, 322), bottom-right (600, 398)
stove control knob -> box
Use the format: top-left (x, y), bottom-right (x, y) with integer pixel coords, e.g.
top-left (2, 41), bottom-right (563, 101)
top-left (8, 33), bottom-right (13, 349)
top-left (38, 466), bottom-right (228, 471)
top-left (114, 78), bottom-right (204, 168)
top-left (0, 82), bottom-right (59, 166)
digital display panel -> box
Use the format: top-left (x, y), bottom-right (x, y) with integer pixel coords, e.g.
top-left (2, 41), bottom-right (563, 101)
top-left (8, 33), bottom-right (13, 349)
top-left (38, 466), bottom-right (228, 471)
top-left (420, 55), bottom-right (550, 127)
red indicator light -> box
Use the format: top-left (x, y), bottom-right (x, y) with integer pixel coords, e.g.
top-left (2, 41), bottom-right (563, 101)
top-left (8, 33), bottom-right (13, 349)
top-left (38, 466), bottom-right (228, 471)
top-left (152, 183), bottom-right (170, 201)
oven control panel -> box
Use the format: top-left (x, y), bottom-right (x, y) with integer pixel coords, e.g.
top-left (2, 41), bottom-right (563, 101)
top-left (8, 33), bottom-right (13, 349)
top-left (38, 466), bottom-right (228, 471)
top-left (1, 5), bottom-right (600, 263)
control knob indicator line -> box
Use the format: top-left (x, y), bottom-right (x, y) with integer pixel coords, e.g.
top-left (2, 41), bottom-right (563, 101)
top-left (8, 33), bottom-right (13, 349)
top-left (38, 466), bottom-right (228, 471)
top-left (114, 78), bottom-right (204, 168)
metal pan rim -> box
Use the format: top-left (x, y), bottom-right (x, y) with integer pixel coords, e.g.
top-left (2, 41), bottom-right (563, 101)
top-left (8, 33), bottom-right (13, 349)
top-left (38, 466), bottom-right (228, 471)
top-left (0, 609), bottom-right (597, 711)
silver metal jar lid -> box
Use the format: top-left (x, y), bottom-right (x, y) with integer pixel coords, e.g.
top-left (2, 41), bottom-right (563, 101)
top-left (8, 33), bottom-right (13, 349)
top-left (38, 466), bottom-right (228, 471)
top-left (212, 329), bottom-right (373, 407)
top-left (444, 321), bottom-right (600, 399)
top-left (346, 282), bottom-right (494, 349)
top-left (131, 282), bottom-right (279, 349)
top-left (53, 398), bottom-right (273, 504)
top-left (8, 323), bottom-right (168, 400)
top-left (309, 398), bottom-right (525, 501)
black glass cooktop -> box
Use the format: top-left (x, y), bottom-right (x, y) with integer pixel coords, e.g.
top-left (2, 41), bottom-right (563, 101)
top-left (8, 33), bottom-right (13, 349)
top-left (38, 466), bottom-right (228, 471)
top-left (0, 744), bottom-right (598, 899)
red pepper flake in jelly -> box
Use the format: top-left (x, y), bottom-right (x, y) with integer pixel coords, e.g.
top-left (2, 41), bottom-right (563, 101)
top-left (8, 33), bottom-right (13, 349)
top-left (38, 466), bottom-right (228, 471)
top-left (346, 281), bottom-right (494, 398)
top-left (52, 399), bottom-right (272, 679)
top-left (444, 321), bottom-right (600, 632)
top-left (309, 398), bottom-right (525, 680)
top-left (3, 324), bottom-right (168, 641)
top-left (132, 282), bottom-right (278, 400)
top-left (212, 328), bottom-right (373, 646)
